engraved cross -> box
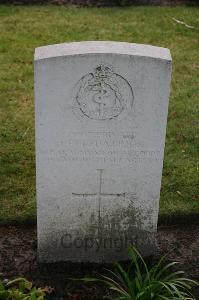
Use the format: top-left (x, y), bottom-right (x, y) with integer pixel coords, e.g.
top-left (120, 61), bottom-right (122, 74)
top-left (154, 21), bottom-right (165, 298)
top-left (72, 169), bottom-right (126, 235)
top-left (72, 169), bottom-right (126, 201)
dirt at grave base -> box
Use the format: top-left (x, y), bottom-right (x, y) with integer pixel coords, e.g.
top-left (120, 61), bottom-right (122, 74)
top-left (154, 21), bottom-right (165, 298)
top-left (0, 224), bottom-right (198, 299)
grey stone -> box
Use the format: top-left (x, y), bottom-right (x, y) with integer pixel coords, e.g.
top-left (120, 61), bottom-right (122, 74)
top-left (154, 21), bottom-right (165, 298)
top-left (34, 41), bottom-right (172, 262)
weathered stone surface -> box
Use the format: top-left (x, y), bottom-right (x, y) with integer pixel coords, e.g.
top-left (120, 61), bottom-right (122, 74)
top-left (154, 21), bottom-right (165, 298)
top-left (34, 41), bottom-right (172, 262)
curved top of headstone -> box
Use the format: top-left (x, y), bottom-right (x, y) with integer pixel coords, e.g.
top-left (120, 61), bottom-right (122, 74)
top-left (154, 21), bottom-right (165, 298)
top-left (34, 41), bottom-right (172, 62)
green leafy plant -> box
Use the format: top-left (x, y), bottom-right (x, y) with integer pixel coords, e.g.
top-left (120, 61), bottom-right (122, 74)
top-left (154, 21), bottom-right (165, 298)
top-left (83, 247), bottom-right (198, 300)
top-left (0, 277), bottom-right (49, 300)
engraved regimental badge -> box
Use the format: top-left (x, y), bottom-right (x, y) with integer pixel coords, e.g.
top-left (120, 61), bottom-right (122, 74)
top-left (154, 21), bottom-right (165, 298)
top-left (73, 64), bottom-right (134, 120)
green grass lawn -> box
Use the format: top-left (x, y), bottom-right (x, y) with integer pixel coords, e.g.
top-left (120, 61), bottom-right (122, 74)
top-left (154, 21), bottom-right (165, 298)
top-left (0, 5), bottom-right (198, 224)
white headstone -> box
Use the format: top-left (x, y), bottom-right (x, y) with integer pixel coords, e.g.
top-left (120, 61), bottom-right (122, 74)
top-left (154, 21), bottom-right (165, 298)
top-left (34, 41), bottom-right (172, 262)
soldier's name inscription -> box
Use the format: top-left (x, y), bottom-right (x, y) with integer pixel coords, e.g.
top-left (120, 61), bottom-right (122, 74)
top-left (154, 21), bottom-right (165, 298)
top-left (44, 130), bottom-right (161, 164)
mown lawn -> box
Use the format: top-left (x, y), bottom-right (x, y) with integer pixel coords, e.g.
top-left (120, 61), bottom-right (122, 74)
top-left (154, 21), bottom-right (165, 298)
top-left (0, 5), bottom-right (198, 224)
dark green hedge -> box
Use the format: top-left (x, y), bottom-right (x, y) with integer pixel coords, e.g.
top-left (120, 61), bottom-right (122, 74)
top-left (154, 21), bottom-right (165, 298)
top-left (0, 0), bottom-right (198, 6)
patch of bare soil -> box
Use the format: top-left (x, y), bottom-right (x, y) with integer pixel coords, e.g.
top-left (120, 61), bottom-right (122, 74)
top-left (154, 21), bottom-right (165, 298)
top-left (0, 224), bottom-right (198, 299)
